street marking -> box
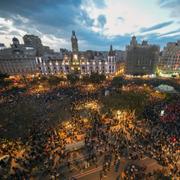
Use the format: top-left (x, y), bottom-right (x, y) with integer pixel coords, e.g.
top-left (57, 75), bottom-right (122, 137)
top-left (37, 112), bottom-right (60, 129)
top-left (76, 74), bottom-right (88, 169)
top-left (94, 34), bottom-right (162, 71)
top-left (72, 166), bottom-right (102, 179)
top-left (141, 157), bottom-right (148, 161)
top-left (71, 165), bottom-right (79, 171)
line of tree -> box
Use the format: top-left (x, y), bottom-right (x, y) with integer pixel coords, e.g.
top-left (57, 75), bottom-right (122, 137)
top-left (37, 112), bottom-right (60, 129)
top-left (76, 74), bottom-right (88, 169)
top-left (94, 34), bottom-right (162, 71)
top-left (111, 76), bottom-right (124, 89)
top-left (0, 73), bottom-right (13, 90)
top-left (67, 73), bottom-right (80, 85)
top-left (48, 75), bottom-right (65, 87)
top-left (82, 73), bottom-right (106, 84)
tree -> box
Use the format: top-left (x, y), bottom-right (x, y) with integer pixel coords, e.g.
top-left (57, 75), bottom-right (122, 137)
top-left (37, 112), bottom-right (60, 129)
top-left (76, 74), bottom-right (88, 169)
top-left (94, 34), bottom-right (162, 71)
top-left (89, 73), bottom-right (106, 84)
top-left (0, 79), bottom-right (12, 90)
top-left (82, 75), bottom-right (90, 84)
top-left (48, 75), bottom-right (63, 88)
top-left (40, 76), bottom-right (48, 82)
top-left (20, 75), bottom-right (29, 87)
top-left (0, 73), bottom-right (12, 90)
top-left (0, 73), bottom-right (9, 81)
top-left (111, 76), bottom-right (124, 88)
top-left (29, 77), bottom-right (40, 86)
top-left (67, 73), bottom-right (79, 85)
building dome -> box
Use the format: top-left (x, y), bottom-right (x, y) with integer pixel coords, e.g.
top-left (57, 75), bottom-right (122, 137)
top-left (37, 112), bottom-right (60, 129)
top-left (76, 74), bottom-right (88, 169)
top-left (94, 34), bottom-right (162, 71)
top-left (12, 37), bottom-right (20, 46)
top-left (12, 37), bottom-right (19, 42)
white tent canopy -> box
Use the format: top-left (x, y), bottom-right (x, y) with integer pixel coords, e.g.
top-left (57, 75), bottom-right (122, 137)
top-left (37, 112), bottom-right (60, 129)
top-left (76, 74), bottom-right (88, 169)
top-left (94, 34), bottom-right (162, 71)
top-left (155, 84), bottom-right (175, 92)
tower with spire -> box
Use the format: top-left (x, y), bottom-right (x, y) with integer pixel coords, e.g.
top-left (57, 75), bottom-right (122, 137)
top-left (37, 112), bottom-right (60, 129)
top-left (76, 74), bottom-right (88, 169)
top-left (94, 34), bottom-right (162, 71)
top-left (108, 44), bottom-right (115, 56)
top-left (107, 45), bottom-right (116, 73)
top-left (130, 36), bottom-right (137, 47)
top-left (71, 31), bottom-right (78, 53)
top-left (11, 37), bottom-right (20, 48)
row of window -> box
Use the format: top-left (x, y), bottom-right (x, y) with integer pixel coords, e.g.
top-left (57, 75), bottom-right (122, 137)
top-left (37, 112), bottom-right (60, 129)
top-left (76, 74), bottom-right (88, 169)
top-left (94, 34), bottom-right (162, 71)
top-left (39, 66), bottom-right (115, 74)
top-left (40, 65), bottom-right (115, 70)
top-left (38, 60), bottom-right (116, 65)
top-left (0, 67), bottom-right (34, 74)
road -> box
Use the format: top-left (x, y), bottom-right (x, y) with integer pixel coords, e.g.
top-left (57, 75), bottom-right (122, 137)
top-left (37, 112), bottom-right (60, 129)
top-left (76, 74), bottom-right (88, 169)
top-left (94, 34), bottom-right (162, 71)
top-left (70, 156), bottom-right (162, 179)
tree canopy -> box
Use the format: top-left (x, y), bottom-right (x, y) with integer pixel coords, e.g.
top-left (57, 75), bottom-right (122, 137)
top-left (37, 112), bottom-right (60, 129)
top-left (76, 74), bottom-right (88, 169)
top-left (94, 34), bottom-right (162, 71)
top-left (48, 75), bottom-right (63, 87)
top-left (67, 73), bottom-right (79, 85)
top-left (0, 73), bottom-right (9, 80)
top-left (111, 76), bottom-right (124, 88)
top-left (89, 73), bottom-right (106, 84)
top-left (0, 73), bottom-right (12, 90)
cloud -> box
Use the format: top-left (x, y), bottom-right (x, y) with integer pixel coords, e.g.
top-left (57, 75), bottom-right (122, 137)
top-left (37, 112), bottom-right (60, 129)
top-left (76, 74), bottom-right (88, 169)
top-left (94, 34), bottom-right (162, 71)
top-left (117, 17), bottom-right (124, 22)
top-left (159, 0), bottom-right (180, 18)
top-left (9, 30), bottom-right (21, 36)
top-left (140, 21), bottom-right (174, 33)
top-left (159, 0), bottom-right (179, 8)
top-left (0, 0), bottom-right (91, 50)
top-left (0, 0), bottom-right (179, 51)
top-left (78, 11), bottom-right (94, 27)
top-left (92, 0), bottom-right (106, 8)
top-left (0, 0), bottom-right (83, 30)
top-left (159, 28), bottom-right (180, 37)
top-left (97, 15), bottom-right (107, 28)
top-left (0, 26), bottom-right (9, 32)
top-left (136, 32), bottom-right (180, 49)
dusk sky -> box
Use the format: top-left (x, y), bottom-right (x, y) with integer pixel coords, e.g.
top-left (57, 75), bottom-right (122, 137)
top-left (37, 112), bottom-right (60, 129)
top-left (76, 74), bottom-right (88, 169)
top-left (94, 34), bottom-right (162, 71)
top-left (0, 0), bottom-right (180, 51)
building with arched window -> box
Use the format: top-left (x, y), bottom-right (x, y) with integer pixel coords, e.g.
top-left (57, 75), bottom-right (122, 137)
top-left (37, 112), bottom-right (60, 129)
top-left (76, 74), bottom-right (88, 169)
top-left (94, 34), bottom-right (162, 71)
top-left (38, 31), bottom-right (117, 76)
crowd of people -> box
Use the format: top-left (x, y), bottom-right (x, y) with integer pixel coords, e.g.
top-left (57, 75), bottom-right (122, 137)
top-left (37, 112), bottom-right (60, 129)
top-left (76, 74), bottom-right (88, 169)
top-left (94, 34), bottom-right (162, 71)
top-left (0, 84), bottom-right (104, 179)
top-left (0, 80), bottom-right (179, 179)
top-left (159, 101), bottom-right (180, 122)
top-left (144, 98), bottom-right (180, 177)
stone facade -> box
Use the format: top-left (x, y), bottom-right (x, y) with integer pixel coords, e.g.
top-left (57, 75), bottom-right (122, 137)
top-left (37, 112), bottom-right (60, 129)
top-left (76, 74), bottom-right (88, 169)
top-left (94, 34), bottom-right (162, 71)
top-left (23, 34), bottom-right (54, 56)
top-left (0, 37), bottom-right (39, 75)
top-left (38, 50), bottom-right (116, 76)
top-left (0, 32), bottom-right (117, 76)
top-left (125, 36), bottom-right (159, 75)
top-left (38, 31), bottom-right (116, 76)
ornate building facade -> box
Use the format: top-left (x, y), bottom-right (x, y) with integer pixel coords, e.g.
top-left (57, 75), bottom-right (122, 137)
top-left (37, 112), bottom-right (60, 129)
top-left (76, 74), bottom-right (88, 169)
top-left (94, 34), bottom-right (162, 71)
top-left (38, 31), bottom-right (116, 76)
top-left (0, 32), bottom-right (117, 76)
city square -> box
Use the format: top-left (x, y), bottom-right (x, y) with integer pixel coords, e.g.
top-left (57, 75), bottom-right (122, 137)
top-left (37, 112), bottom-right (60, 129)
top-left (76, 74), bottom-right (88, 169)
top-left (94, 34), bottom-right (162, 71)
top-left (0, 73), bottom-right (179, 179)
top-left (0, 0), bottom-right (180, 179)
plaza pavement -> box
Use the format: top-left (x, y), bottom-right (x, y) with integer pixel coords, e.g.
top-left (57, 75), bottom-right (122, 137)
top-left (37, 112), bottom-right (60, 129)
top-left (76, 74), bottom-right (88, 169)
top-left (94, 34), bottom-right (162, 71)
top-left (70, 156), bottom-right (162, 179)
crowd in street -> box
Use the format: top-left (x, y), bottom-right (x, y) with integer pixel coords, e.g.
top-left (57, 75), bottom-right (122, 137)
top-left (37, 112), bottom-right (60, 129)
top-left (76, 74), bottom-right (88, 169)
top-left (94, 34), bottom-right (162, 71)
top-left (0, 85), bottom-right (102, 179)
top-left (0, 83), bottom-right (179, 179)
top-left (143, 98), bottom-right (180, 176)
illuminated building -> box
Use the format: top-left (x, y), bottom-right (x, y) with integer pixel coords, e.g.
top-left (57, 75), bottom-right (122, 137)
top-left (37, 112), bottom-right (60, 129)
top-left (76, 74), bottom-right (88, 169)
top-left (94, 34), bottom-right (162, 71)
top-left (0, 32), bottom-right (117, 76)
top-left (38, 31), bottom-right (117, 76)
top-left (159, 40), bottom-right (180, 75)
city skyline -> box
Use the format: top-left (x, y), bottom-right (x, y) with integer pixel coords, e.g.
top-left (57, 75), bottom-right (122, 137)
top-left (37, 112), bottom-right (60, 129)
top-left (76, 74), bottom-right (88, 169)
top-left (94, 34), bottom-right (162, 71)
top-left (0, 0), bottom-right (180, 51)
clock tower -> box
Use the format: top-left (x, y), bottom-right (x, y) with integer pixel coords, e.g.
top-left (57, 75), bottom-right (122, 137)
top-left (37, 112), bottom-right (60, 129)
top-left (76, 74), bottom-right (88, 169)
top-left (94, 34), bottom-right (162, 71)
top-left (71, 30), bottom-right (78, 53)
top-left (71, 31), bottom-right (80, 73)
